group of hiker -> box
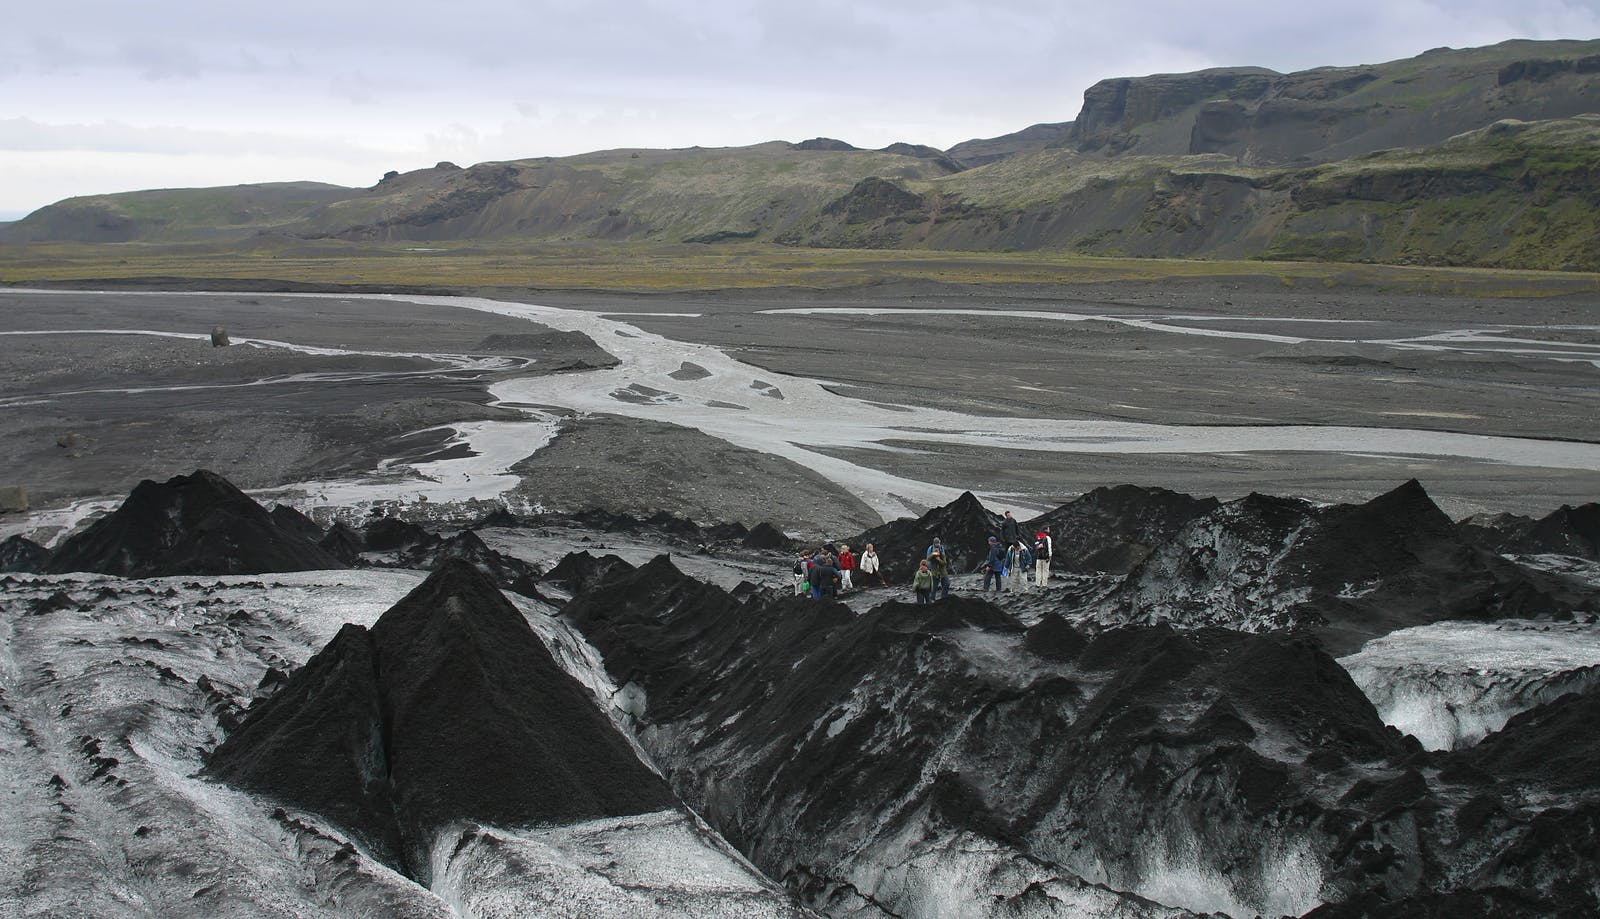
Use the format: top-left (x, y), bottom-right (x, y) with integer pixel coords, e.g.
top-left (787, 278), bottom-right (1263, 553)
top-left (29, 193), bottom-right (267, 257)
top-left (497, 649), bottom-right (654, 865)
top-left (794, 542), bottom-right (889, 600)
top-left (794, 511), bottom-right (1055, 606)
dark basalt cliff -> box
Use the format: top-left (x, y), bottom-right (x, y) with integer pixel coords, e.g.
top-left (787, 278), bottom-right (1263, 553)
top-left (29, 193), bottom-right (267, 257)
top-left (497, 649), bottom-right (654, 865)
top-left (1069, 40), bottom-right (1600, 163)
top-left (208, 559), bottom-right (676, 881)
top-left (44, 469), bottom-right (346, 576)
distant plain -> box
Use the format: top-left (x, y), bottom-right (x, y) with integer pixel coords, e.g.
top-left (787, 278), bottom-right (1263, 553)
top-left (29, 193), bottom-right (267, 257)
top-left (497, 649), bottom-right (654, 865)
top-left (3, 248), bottom-right (1597, 532)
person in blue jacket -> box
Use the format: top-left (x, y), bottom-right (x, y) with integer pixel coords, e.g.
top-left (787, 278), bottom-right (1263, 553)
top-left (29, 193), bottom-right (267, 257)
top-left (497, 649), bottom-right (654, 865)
top-left (981, 536), bottom-right (1006, 592)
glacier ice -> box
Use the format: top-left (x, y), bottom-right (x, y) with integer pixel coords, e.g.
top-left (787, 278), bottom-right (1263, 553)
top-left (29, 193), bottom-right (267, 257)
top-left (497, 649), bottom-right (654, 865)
top-left (1340, 618), bottom-right (1600, 750)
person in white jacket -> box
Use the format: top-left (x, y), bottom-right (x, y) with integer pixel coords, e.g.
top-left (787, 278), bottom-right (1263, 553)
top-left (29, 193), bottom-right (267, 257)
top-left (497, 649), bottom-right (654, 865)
top-left (859, 543), bottom-right (889, 588)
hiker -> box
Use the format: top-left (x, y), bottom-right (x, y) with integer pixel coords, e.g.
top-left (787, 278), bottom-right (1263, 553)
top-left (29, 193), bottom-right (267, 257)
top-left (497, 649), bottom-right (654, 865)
top-left (1007, 540), bottom-right (1032, 592)
top-left (927, 548), bottom-right (950, 601)
top-left (836, 543), bottom-right (856, 591)
top-left (793, 550), bottom-right (811, 596)
top-left (1000, 511), bottom-right (1023, 547)
top-left (810, 552), bottom-right (840, 600)
top-left (981, 536), bottom-right (1006, 592)
top-left (1033, 527), bottom-right (1053, 588)
top-left (859, 543), bottom-right (889, 588)
top-left (926, 537), bottom-right (947, 559)
top-left (913, 559), bottom-right (935, 605)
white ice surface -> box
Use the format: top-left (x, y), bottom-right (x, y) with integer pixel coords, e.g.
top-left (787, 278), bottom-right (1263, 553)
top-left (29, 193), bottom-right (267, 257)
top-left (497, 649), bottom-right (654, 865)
top-left (431, 810), bottom-right (800, 919)
top-left (1340, 618), bottom-right (1600, 750)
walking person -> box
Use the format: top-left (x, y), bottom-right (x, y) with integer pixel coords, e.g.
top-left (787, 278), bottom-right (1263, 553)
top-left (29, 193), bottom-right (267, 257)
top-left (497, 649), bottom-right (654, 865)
top-left (1033, 528), bottom-right (1053, 588)
top-left (836, 544), bottom-right (856, 592)
top-left (982, 536), bottom-right (1006, 593)
top-left (928, 548), bottom-right (950, 601)
top-left (859, 543), bottom-right (889, 588)
top-left (913, 559), bottom-right (935, 605)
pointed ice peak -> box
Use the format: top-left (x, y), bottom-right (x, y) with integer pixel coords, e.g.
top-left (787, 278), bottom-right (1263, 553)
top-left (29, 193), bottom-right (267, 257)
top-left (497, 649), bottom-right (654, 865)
top-left (211, 557), bottom-right (676, 883)
top-left (46, 468), bottom-right (345, 576)
top-left (1354, 478), bottom-right (1453, 530)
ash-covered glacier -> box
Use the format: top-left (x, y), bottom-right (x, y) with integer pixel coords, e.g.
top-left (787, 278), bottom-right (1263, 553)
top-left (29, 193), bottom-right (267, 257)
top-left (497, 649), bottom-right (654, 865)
top-left (0, 561), bottom-right (806, 917)
top-left (7, 469), bottom-right (1600, 919)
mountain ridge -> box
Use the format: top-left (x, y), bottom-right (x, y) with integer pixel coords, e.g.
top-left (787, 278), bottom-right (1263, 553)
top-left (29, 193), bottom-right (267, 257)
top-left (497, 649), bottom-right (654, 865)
top-left (5, 38), bottom-right (1599, 270)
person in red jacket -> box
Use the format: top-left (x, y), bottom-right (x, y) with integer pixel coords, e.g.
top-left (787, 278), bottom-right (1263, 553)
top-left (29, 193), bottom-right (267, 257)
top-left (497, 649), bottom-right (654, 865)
top-left (836, 543), bottom-right (856, 591)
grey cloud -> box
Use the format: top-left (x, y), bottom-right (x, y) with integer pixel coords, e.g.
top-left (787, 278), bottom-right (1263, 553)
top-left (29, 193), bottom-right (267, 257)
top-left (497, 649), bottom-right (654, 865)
top-left (115, 37), bottom-right (205, 81)
top-left (0, 117), bottom-right (385, 160)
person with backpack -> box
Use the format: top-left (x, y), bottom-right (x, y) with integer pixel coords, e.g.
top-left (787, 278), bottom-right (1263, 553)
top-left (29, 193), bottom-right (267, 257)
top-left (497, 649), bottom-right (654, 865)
top-left (981, 536), bottom-right (1006, 592)
top-left (859, 543), bottom-right (888, 588)
top-left (794, 550), bottom-right (812, 596)
top-left (1007, 540), bottom-right (1032, 592)
top-left (1000, 511), bottom-right (1023, 548)
top-left (927, 548), bottom-right (950, 601)
top-left (912, 559), bottom-right (935, 605)
top-left (926, 537), bottom-right (947, 560)
top-left (836, 543), bottom-right (856, 591)
top-left (1033, 528), bottom-right (1053, 588)
top-left (810, 552), bottom-right (840, 600)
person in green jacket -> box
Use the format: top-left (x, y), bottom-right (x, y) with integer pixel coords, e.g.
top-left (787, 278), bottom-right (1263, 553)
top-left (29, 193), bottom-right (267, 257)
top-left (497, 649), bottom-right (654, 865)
top-left (927, 549), bottom-right (950, 601)
top-left (913, 559), bottom-right (935, 605)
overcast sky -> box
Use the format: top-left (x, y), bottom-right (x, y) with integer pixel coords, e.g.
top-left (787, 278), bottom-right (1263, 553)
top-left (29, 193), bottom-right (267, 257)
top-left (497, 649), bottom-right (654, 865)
top-left (3, 1), bottom-right (1598, 218)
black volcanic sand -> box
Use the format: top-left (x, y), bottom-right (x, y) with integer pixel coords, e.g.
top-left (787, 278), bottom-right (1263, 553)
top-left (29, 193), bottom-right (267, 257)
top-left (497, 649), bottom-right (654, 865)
top-left (5, 279), bottom-right (1599, 529)
top-left (506, 414), bottom-right (882, 536)
top-left (531, 279), bottom-right (1600, 438)
top-left (0, 290), bottom-right (565, 508)
top-left (525, 281), bottom-right (1600, 518)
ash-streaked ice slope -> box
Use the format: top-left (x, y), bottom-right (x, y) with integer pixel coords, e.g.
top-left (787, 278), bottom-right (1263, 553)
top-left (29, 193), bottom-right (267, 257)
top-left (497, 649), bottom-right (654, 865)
top-left (0, 565), bottom-right (805, 918)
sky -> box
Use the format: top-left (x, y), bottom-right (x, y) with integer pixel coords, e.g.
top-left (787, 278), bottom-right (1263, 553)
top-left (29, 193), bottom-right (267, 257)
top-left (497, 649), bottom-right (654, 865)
top-left (2, 0), bottom-right (1599, 219)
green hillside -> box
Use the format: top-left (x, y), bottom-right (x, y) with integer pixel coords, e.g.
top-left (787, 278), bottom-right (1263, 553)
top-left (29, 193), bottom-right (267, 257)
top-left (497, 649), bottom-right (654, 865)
top-left (3, 39), bottom-right (1598, 272)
